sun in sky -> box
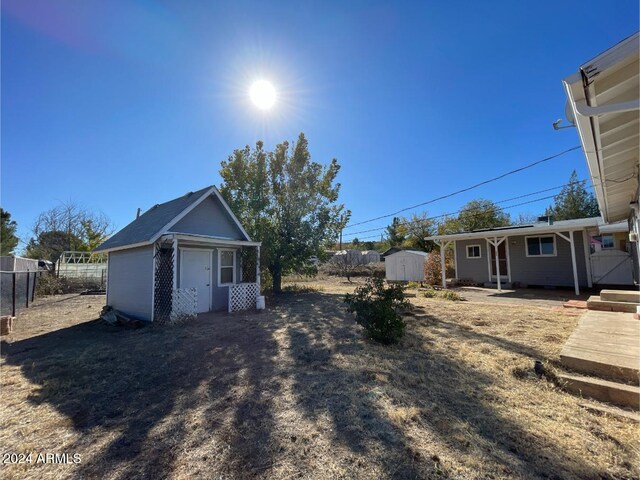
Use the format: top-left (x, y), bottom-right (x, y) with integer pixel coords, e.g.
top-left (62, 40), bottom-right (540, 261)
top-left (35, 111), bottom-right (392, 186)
top-left (249, 79), bottom-right (276, 110)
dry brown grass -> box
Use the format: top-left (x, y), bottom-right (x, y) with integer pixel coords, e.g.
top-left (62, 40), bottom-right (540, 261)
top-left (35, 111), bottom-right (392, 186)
top-left (1, 284), bottom-right (638, 479)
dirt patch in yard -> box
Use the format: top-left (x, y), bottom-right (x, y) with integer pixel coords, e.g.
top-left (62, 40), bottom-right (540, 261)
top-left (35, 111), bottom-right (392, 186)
top-left (0, 282), bottom-right (638, 479)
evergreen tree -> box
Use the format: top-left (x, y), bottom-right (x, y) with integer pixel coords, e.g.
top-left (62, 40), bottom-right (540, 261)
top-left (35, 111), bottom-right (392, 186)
top-left (546, 171), bottom-right (599, 220)
top-left (1, 209), bottom-right (19, 256)
top-left (386, 217), bottom-right (406, 246)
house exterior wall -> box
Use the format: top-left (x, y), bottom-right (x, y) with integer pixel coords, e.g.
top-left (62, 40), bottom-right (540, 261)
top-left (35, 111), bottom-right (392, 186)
top-left (176, 245), bottom-right (240, 312)
top-left (107, 245), bottom-right (153, 320)
top-left (455, 240), bottom-right (489, 282)
top-left (455, 231), bottom-right (589, 287)
top-left (508, 231), bottom-right (588, 287)
top-left (169, 196), bottom-right (245, 240)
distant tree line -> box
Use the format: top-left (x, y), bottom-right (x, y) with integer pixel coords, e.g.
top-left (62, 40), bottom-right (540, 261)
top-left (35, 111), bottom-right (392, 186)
top-left (340, 169), bottom-right (601, 253)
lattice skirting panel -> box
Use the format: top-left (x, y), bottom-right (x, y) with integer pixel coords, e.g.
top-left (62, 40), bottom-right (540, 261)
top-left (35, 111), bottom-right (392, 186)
top-left (168, 288), bottom-right (197, 325)
top-left (228, 283), bottom-right (259, 312)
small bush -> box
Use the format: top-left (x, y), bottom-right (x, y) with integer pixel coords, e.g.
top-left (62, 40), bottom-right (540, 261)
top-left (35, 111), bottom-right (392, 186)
top-left (344, 277), bottom-right (410, 344)
top-left (423, 289), bottom-right (438, 298)
top-left (406, 281), bottom-right (421, 289)
top-left (36, 274), bottom-right (102, 296)
top-left (440, 290), bottom-right (464, 302)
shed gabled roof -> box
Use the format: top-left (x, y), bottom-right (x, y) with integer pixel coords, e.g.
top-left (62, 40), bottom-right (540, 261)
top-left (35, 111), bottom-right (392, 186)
top-left (95, 185), bottom-right (251, 252)
top-left (387, 249), bottom-right (428, 257)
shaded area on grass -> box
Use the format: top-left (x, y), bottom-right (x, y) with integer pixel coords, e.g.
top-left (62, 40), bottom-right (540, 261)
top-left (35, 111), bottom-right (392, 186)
top-left (2, 312), bottom-right (280, 479)
top-left (1, 290), bottom-right (631, 479)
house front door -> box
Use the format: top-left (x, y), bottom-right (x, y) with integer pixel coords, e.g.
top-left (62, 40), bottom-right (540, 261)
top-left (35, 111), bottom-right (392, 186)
top-left (180, 249), bottom-right (212, 313)
top-left (490, 242), bottom-right (508, 278)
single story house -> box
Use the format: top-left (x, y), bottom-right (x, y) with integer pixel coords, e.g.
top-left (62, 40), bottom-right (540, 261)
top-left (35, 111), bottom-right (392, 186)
top-left (562, 32), bottom-right (639, 285)
top-left (425, 217), bottom-right (633, 294)
top-left (385, 249), bottom-right (428, 282)
top-left (94, 185), bottom-right (261, 322)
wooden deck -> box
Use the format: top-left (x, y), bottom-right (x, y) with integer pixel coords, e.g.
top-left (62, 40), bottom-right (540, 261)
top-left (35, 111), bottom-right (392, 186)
top-left (560, 310), bottom-right (640, 384)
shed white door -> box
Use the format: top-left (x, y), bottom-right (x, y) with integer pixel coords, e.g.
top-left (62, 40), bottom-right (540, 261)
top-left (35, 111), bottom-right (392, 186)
top-left (180, 249), bottom-right (211, 313)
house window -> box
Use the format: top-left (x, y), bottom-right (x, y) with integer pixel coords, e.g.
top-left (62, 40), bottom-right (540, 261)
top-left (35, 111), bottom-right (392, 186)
top-left (601, 235), bottom-right (614, 249)
top-left (526, 236), bottom-right (556, 257)
top-left (466, 245), bottom-right (481, 258)
top-left (219, 249), bottom-right (235, 285)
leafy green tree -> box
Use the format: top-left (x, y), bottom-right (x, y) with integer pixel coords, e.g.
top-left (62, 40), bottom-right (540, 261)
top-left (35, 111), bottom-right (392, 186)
top-left (351, 237), bottom-right (361, 249)
top-left (400, 212), bottom-right (435, 252)
top-left (546, 170), bottom-right (599, 220)
top-left (437, 215), bottom-right (461, 235)
top-left (1, 209), bottom-right (19, 256)
top-left (26, 230), bottom-right (82, 262)
top-left (386, 217), bottom-right (406, 246)
top-left (457, 199), bottom-right (510, 231)
top-left (219, 133), bottom-right (348, 293)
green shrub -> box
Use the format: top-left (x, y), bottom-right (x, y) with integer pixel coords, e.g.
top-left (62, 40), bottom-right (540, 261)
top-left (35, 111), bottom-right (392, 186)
top-left (423, 289), bottom-right (438, 298)
top-left (344, 277), bottom-right (410, 344)
top-left (406, 281), bottom-right (421, 289)
top-left (35, 274), bottom-right (102, 296)
top-left (440, 290), bottom-right (464, 301)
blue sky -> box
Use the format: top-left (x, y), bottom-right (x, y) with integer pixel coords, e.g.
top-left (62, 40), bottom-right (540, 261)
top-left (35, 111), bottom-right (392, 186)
top-left (2, 1), bottom-right (638, 247)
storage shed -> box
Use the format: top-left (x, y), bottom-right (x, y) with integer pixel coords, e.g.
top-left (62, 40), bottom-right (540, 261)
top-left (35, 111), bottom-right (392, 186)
top-left (385, 250), bottom-right (428, 282)
top-left (362, 250), bottom-right (381, 264)
top-left (94, 185), bottom-right (261, 322)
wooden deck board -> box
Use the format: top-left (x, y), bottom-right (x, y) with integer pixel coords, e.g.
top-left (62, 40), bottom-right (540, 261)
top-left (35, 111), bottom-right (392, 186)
top-left (560, 310), bottom-right (640, 383)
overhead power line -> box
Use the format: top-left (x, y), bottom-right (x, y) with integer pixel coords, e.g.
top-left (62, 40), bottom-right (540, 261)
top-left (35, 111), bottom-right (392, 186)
top-left (342, 180), bottom-right (585, 238)
top-left (344, 145), bottom-right (582, 229)
top-left (342, 193), bottom-right (561, 242)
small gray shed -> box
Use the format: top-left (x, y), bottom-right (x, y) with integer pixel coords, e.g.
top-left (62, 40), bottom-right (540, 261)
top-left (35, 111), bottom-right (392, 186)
top-left (385, 250), bottom-right (428, 282)
top-left (94, 185), bottom-right (261, 322)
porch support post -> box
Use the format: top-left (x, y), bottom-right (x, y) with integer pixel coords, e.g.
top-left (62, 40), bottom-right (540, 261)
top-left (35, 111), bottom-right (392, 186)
top-left (493, 236), bottom-right (501, 292)
top-left (172, 235), bottom-right (178, 290)
top-left (256, 245), bottom-right (261, 292)
top-left (453, 240), bottom-right (458, 280)
top-left (556, 231), bottom-right (580, 296)
top-left (151, 241), bottom-right (156, 322)
top-left (569, 231), bottom-right (579, 296)
top-left (582, 230), bottom-right (593, 288)
top-left (487, 236), bottom-right (506, 292)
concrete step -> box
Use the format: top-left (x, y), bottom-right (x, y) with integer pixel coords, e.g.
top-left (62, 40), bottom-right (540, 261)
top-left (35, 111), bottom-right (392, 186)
top-left (599, 289), bottom-right (640, 304)
top-left (587, 296), bottom-right (639, 313)
top-left (559, 373), bottom-right (640, 410)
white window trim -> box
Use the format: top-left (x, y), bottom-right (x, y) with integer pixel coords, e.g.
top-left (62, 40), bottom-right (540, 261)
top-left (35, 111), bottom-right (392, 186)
top-left (466, 244), bottom-right (482, 259)
top-left (218, 248), bottom-right (236, 286)
top-left (601, 234), bottom-right (615, 250)
top-left (525, 235), bottom-right (557, 257)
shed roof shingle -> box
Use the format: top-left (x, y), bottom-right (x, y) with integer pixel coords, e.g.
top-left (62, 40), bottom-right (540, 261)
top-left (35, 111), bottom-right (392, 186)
top-left (95, 185), bottom-right (214, 252)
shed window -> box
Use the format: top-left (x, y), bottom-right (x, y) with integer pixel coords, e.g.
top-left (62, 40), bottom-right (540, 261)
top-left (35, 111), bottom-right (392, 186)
top-left (466, 245), bottom-right (481, 258)
top-left (526, 236), bottom-right (556, 257)
top-left (219, 250), bottom-right (235, 285)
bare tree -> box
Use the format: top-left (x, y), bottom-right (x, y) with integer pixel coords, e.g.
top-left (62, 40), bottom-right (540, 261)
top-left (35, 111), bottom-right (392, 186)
top-left (29, 201), bottom-right (114, 256)
top-left (331, 249), bottom-right (366, 282)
